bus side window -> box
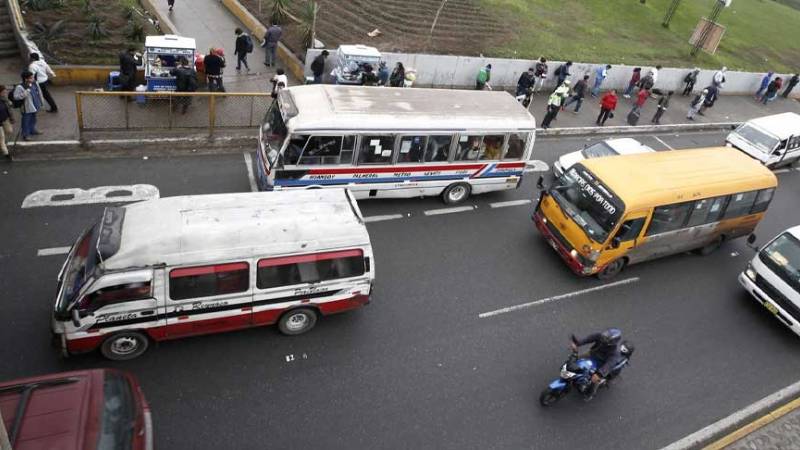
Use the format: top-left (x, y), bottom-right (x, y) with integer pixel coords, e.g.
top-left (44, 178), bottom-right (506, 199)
top-left (285, 135), bottom-right (309, 166)
top-left (455, 135), bottom-right (483, 161)
top-left (645, 202), bottom-right (693, 236)
top-left (358, 135), bottom-right (395, 164)
top-left (615, 218), bottom-right (645, 242)
top-left (504, 133), bottom-right (527, 160)
top-left (340, 136), bottom-right (355, 165)
top-left (722, 191), bottom-right (758, 219)
top-left (298, 136), bottom-right (344, 165)
top-left (398, 136), bottom-right (426, 163)
top-left (686, 196), bottom-right (729, 228)
top-left (479, 135), bottom-right (505, 160)
top-left (750, 188), bottom-right (775, 214)
top-left (425, 136), bottom-right (452, 162)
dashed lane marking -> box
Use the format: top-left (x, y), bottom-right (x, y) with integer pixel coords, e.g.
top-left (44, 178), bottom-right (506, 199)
top-left (478, 277), bottom-right (640, 318)
top-left (652, 136), bottom-right (674, 150)
top-left (423, 206), bottom-right (476, 216)
top-left (37, 247), bottom-right (71, 256)
top-left (243, 152), bottom-right (258, 192)
top-left (363, 214), bottom-right (405, 223)
top-left (21, 185), bottom-right (160, 208)
top-left (489, 199), bottom-right (532, 209)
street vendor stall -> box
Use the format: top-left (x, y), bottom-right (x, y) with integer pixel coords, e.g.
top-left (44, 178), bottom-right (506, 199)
top-left (143, 35), bottom-right (196, 91)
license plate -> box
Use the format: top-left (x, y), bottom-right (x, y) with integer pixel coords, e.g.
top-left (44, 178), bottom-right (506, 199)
top-left (764, 301), bottom-right (779, 315)
top-left (548, 238), bottom-right (558, 250)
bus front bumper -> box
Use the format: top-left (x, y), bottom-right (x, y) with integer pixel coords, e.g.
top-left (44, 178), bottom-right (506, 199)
top-left (739, 271), bottom-right (800, 336)
top-left (532, 211), bottom-right (594, 276)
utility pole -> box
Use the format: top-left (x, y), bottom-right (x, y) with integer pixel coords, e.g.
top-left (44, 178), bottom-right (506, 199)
top-left (662, 0), bottom-right (681, 28)
top-left (691, 0), bottom-right (731, 56)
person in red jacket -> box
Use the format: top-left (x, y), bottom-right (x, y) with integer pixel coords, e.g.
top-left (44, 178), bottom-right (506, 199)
top-left (596, 90), bottom-right (617, 126)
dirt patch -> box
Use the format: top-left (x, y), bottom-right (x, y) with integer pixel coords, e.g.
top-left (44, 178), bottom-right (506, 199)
top-left (21, 0), bottom-right (159, 65)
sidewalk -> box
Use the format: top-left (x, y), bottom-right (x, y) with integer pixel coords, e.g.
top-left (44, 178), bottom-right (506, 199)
top-left (706, 397), bottom-right (800, 449)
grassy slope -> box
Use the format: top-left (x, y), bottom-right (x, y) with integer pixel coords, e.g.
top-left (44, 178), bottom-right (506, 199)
top-left (481, 0), bottom-right (800, 72)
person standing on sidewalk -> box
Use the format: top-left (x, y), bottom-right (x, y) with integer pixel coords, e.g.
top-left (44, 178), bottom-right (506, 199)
top-left (540, 80), bottom-right (570, 129)
top-left (648, 65), bottom-right (661, 88)
top-left (476, 64), bottom-right (491, 90)
top-left (623, 68), bottom-right (641, 99)
top-left (596, 89), bottom-right (617, 126)
top-left (204, 47), bottom-right (225, 92)
top-left (119, 47), bottom-right (141, 93)
top-left (699, 84), bottom-right (718, 116)
top-left (563, 74), bottom-right (589, 113)
top-left (13, 70), bottom-right (44, 140)
top-left (533, 57), bottom-right (548, 93)
top-left (651, 91), bottom-right (672, 125)
top-left (377, 62), bottom-right (390, 86)
top-left (632, 87), bottom-right (649, 114)
top-left (0, 86), bottom-right (14, 160)
top-left (591, 64), bottom-right (611, 97)
top-left (782, 74), bottom-right (799, 98)
top-left (310, 50), bottom-right (328, 84)
top-left (516, 67), bottom-right (535, 97)
top-left (554, 61), bottom-right (571, 88)
top-left (170, 57), bottom-right (197, 114)
top-left (167, 0), bottom-right (174, 11)
top-left (389, 62), bottom-right (405, 87)
top-left (687, 89), bottom-right (707, 120)
top-left (261, 22), bottom-right (282, 67)
top-left (28, 53), bottom-right (57, 113)
top-left (234, 28), bottom-right (252, 72)
top-left (713, 66), bottom-right (727, 89)
top-left (755, 72), bottom-right (773, 100)
top-left (762, 77), bottom-right (783, 104)
top-left (682, 68), bottom-right (700, 96)
top-left (271, 68), bottom-right (288, 98)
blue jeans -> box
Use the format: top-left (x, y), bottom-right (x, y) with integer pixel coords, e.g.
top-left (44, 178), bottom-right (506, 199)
top-left (236, 53), bottom-right (249, 70)
top-left (313, 74), bottom-right (322, 84)
top-left (21, 112), bottom-right (36, 137)
top-left (592, 78), bottom-right (603, 97)
top-left (265, 44), bottom-right (277, 66)
top-left (623, 83), bottom-right (636, 97)
top-left (563, 95), bottom-right (583, 112)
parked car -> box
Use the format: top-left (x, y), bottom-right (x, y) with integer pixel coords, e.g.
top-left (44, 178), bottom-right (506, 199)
top-left (331, 45), bottom-right (382, 85)
top-left (553, 138), bottom-right (655, 177)
top-left (726, 112), bottom-right (800, 168)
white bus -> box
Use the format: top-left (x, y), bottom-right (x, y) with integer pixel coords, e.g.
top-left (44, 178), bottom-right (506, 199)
top-left (255, 85), bottom-right (536, 204)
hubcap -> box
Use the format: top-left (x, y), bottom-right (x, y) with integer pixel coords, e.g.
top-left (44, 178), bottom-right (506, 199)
top-left (286, 313), bottom-right (308, 332)
top-left (111, 336), bottom-right (139, 355)
top-left (449, 186), bottom-right (466, 201)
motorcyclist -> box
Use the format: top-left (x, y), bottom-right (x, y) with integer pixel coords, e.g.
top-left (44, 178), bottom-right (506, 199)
top-left (570, 328), bottom-right (623, 399)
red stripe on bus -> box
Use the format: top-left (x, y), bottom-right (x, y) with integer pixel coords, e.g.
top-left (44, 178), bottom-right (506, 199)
top-left (306, 164), bottom-right (485, 175)
top-left (258, 249), bottom-right (364, 268)
top-left (170, 262), bottom-right (249, 278)
top-left (496, 162), bottom-right (525, 169)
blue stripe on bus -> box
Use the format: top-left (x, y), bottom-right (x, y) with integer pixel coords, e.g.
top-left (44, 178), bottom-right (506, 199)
top-left (273, 171), bottom-right (523, 187)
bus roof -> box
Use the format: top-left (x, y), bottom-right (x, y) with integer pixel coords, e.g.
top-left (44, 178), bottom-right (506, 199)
top-left (282, 85), bottom-right (537, 133)
top-left (745, 112), bottom-right (800, 140)
top-left (581, 147), bottom-right (778, 211)
top-left (103, 190), bottom-right (370, 271)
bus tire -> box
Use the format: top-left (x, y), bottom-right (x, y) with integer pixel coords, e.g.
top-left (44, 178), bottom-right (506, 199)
top-left (100, 331), bottom-right (150, 361)
top-left (696, 235), bottom-right (724, 256)
top-left (442, 182), bottom-right (471, 204)
top-left (597, 258), bottom-right (625, 280)
top-left (278, 308), bottom-right (318, 336)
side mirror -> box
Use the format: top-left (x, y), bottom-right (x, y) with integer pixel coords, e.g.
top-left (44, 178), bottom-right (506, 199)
top-left (746, 234), bottom-right (757, 250)
top-left (773, 149), bottom-right (783, 156)
top-left (611, 237), bottom-right (621, 249)
top-left (536, 175), bottom-right (544, 190)
top-left (71, 309), bottom-right (81, 328)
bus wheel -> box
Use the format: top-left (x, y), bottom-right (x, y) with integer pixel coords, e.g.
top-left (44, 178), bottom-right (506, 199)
top-left (100, 331), bottom-right (149, 361)
top-left (697, 236), bottom-right (724, 256)
top-left (442, 183), bottom-right (471, 204)
top-left (278, 308), bottom-right (318, 336)
top-left (597, 259), bottom-right (625, 280)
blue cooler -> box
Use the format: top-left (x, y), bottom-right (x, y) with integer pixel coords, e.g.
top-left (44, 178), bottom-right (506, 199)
top-left (107, 71), bottom-right (123, 91)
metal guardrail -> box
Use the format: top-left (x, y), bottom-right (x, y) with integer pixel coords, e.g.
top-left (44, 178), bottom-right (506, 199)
top-left (75, 91), bottom-right (271, 136)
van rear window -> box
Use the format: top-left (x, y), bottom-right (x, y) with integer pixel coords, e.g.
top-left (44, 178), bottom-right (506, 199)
top-left (169, 262), bottom-right (249, 300)
top-left (257, 250), bottom-right (365, 289)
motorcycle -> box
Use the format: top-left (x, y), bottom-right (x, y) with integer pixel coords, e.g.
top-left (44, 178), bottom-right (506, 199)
top-left (539, 339), bottom-right (634, 406)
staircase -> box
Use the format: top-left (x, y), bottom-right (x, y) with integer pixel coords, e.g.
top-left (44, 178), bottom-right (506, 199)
top-left (0, 1), bottom-right (20, 59)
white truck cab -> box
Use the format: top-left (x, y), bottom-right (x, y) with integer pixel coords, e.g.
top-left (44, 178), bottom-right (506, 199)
top-left (739, 225), bottom-right (800, 336)
top-left (552, 138), bottom-right (654, 177)
top-left (727, 112), bottom-right (800, 168)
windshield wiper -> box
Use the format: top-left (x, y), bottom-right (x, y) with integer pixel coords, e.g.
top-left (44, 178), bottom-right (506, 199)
top-left (1, 378), bottom-right (80, 446)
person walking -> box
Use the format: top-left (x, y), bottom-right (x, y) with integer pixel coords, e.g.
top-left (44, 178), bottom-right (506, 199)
top-left (261, 22), bottom-right (282, 67)
top-left (713, 66), bottom-right (727, 89)
top-left (204, 47), bottom-right (225, 92)
top-left (361, 64), bottom-right (379, 86)
top-left (167, 0), bottom-right (174, 11)
top-left (623, 68), bottom-right (641, 99)
top-left (516, 67), bottom-right (535, 97)
top-left (377, 62), bottom-right (390, 86)
top-left (533, 57), bottom-right (548, 93)
top-left (0, 85), bottom-right (14, 160)
top-left (755, 72), bottom-right (773, 100)
top-left (596, 89), bottom-right (617, 126)
top-left (28, 53), bottom-right (57, 113)
top-left (699, 84), bottom-right (718, 116)
top-left (170, 57), bottom-right (197, 114)
top-left (476, 64), bottom-right (491, 90)
top-left (632, 87), bottom-right (649, 114)
top-left (762, 77), bottom-right (783, 104)
top-left (554, 61), bottom-right (572, 87)
top-left (591, 64), bottom-right (611, 97)
top-left (540, 80), bottom-right (570, 129)
top-left (310, 50), bottom-right (328, 84)
top-left (782, 74), bottom-right (799, 98)
top-left (687, 89), bottom-right (707, 120)
top-left (119, 47), bottom-right (141, 93)
top-left (12, 70), bottom-right (44, 140)
top-left (270, 68), bottom-right (288, 98)
top-left (389, 62), bottom-right (405, 87)
top-left (651, 91), bottom-right (672, 125)
top-left (563, 74), bottom-right (589, 113)
top-left (234, 28), bottom-right (252, 72)
top-left (682, 68), bottom-right (700, 96)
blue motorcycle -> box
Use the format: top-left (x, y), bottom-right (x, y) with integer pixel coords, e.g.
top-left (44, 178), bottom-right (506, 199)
top-left (539, 340), bottom-right (634, 406)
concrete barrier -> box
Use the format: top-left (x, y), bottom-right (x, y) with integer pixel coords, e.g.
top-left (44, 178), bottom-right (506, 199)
top-left (304, 48), bottom-right (800, 98)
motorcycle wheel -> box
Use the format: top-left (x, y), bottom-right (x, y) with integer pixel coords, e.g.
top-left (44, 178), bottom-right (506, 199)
top-left (539, 388), bottom-right (566, 407)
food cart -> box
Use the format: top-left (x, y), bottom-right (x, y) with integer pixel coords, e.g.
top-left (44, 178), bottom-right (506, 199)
top-left (143, 35), bottom-right (196, 91)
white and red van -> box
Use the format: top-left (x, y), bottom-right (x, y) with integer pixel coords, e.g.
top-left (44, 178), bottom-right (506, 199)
top-left (51, 190), bottom-right (374, 360)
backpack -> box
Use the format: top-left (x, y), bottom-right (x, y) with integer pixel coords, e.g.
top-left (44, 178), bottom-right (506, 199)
top-left (244, 35), bottom-right (254, 53)
top-left (11, 85), bottom-right (24, 108)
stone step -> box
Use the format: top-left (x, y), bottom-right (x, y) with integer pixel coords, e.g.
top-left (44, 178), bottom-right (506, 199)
top-left (0, 48), bottom-right (19, 58)
top-left (0, 40), bottom-right (18, 51)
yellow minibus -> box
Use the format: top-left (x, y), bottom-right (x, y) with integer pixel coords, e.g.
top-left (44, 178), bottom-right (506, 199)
top-left (532, 148), bottom-right (778, 279)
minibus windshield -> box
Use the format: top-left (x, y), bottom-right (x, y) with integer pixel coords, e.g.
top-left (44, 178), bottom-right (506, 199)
top-left (55, 224), bottom-right (99, 316)
top-left (735, 123), bottom-right (780, 154)
top-left (97, 371), bottom-right (136, 450)
top-left (581, 141), bottom-right (617, 159)
top-left (261, 100), bottom-right (287, 166)
top-left (760, 233), bottom-right (800, 292)
top-left (549, 166), bottom-right (624, 243)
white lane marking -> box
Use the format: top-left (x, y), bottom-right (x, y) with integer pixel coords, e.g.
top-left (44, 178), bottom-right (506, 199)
top-left (243, 152), bottom-right (258, 192)
top-left (424, 206), bottom-right (475, 216)
top-left (652, 136), bottom-right (674, 150)
top-left (478, 277), bottom-right (640, 318)
top-left (774, 168), bottom-right (792, 174)
top-left (524, 160), bottom-right (550, 173)
top-left (21, 185), bottom-right (160, 208)
top-left (37, 246), bottom-right (71, 256)
top-left (364, 214), bottom-right (404, 223)
top-left (490, 199), bottom-right (532, 208)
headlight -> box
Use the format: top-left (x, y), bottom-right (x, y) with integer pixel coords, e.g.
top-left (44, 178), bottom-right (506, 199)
top-left (560, 366), bottom-right (577, 379)
top-left (570, 249), bottom-right (578, 258)
top-left (745, 263), bottom-right (757, 281)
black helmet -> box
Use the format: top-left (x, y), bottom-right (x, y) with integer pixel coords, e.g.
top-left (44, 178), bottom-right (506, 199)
top-left (600, 328), bottom-right (622, 347)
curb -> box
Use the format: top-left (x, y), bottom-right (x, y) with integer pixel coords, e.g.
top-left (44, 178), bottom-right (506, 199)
top-left (660, 378), bottom-right (800, 450)
top-left (538, 122), bottom-right (739, 137)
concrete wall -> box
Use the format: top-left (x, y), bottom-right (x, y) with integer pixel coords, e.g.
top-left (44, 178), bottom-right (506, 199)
top-left (304, 48), bottom-right (799, 98)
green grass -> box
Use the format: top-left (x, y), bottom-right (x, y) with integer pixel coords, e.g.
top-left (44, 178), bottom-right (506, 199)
top-left (481, 0), bottom-right (800, 72)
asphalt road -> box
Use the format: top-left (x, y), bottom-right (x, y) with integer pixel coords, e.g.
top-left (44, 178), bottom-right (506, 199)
top-left (2, 130), bottom-right (800, 450)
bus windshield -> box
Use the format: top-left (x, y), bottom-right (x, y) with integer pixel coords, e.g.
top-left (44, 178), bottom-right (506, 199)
top-left (735, 123), bottom-right (780, 154)
top-left (549, 166), bottom-right (624, 243)
top-left (55, 224), bottom-right (100, 317)
top-left (261, 100), bottom-right (288, 166)
top-left (581, 141), bottom-right (617, 159)
top-left (760, 233), bottom-right (800, 292)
